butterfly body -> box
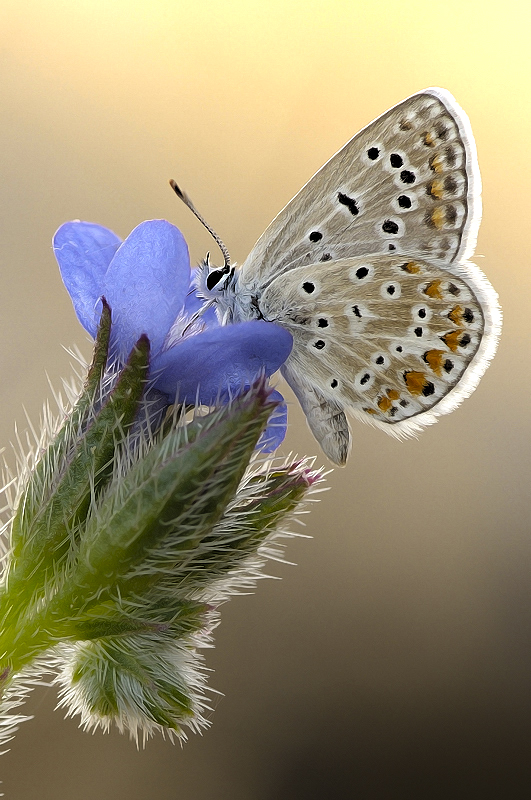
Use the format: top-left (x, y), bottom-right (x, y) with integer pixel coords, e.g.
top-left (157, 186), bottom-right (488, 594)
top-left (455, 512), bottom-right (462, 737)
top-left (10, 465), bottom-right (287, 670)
top-left (198, 88), bottom-right (501, 464)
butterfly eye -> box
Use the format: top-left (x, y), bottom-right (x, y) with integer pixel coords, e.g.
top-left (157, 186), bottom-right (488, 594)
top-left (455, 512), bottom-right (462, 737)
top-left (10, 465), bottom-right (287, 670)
top-left (206, 269), bottom-right (227, 290)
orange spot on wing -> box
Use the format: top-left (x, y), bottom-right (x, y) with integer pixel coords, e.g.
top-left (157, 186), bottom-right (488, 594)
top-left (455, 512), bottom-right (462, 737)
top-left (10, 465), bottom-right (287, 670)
top-left (404, 371), bottom-right (429, 396)
top-left (377, 388), bottom-right (402, 414)
top-left (431, 207), bottom-right (446, 229)
top-left (400, 261), bottom-right (421, 274)
top-left (441, 330), bottom-right (465, 352)
top-left (427, 179), bottom-right (444, 198)
top-left (423, 131), bottom-right (436, 147)
top-left (377, 395), bottom-right (393, 413)
top-left (429, 154), bottom-right (444, 173)
top-left (423, 349), bottom-right (446, 376)
top-left (448, 305), bottom-right (464, 325)
top-left (363, 407), bottom-right (378, 415)
top-left (423, 280), bottom-right (443, 300)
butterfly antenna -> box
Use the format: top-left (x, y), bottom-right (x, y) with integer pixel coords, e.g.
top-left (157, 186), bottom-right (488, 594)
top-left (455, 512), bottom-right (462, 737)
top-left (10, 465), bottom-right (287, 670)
top-left (169, 179), bottom-right (231, 272)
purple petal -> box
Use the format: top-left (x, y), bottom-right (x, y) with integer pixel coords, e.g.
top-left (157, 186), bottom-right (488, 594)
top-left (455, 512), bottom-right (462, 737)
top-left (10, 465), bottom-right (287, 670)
top-left (103, 220), bottom-right (191, 357)
top-left (152, 320), bottom-right (293, 404)
top-left (258, 389), bottom-right (288, 452)
top-left (53, 221), bottom-right (122, 335)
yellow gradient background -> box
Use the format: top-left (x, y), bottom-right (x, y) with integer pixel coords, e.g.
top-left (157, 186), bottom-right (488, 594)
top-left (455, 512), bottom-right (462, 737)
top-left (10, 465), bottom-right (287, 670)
top-left (0, 2), bottom-right (530, 797)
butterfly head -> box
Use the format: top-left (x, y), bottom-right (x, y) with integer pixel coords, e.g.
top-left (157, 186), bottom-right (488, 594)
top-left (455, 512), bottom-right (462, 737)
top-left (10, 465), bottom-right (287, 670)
top-left (196, 253), bottom-right (236, 300)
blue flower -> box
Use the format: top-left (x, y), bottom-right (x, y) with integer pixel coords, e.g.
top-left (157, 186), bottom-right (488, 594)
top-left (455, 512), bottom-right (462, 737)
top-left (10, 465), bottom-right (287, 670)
top-left (53, 219), bottom-right (292, 450)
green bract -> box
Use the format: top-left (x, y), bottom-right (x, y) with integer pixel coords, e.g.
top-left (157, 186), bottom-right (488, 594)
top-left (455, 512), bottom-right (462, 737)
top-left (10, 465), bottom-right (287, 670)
top-left (0, 308), bottom-right (321, 744)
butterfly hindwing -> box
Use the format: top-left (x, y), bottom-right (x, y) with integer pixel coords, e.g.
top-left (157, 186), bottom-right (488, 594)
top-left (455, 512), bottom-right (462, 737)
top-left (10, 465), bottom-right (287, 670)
top-left (281, 360), bottom-right (350, 464)
top-left (238, 88), bottom-right (480, 296)
top-left (260, 253), bottom-right (498, 451)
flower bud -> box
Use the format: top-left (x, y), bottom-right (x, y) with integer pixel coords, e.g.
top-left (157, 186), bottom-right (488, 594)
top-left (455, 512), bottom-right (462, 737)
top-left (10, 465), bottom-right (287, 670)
top-left (0, 307), bottom-right (323, 746)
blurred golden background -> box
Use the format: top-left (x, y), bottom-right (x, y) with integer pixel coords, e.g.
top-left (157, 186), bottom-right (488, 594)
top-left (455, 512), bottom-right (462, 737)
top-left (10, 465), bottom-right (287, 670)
top-left (0, 1), bottom-right (530, 797)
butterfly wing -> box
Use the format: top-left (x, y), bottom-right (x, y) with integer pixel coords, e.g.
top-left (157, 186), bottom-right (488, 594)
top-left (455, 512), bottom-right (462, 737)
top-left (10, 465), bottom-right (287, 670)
top-left (238, 88), bottom-right (481, 295)
top-left (280, 366), bottom-right (351, 464)
top-left (259, 253), bottom-right (500, 463)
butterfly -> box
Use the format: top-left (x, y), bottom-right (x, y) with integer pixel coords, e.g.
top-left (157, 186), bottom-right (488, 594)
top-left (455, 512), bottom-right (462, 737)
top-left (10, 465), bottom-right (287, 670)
top-left (173, 87), bottom-right (501, 465)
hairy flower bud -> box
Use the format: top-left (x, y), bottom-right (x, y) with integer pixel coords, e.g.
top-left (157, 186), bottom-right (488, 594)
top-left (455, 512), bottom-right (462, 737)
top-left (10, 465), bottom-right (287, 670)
top-left (0, 307), bottom-right (322, 747)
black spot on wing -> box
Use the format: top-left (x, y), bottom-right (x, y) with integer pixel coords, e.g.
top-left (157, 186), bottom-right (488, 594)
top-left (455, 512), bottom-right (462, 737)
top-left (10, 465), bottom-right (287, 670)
top-left (398, 195), bottom-right (412, 209)
top-left (444, 176), bottom-right (458, 193)
top-left (444, 359), bottom-right (454, 373)
top-left (400, 170), bottom-right (416, 184)
top-left (435, 123), bottom-right (449, 141)
top-left (337, 192), bottom-right (359, 215)
top-left (382, 220), bottom-right (399, 234)
top-left (445, 147), bottom-right (457, 167)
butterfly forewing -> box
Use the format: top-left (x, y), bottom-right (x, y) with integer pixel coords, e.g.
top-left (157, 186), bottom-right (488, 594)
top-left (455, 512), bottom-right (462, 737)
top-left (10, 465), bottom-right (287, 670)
top-left (260, 253), bottom-right (493, 438)
top-left (219, 87), bottom-right (500, 462)
top-left (238, 88), bottom-right (480, 295)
